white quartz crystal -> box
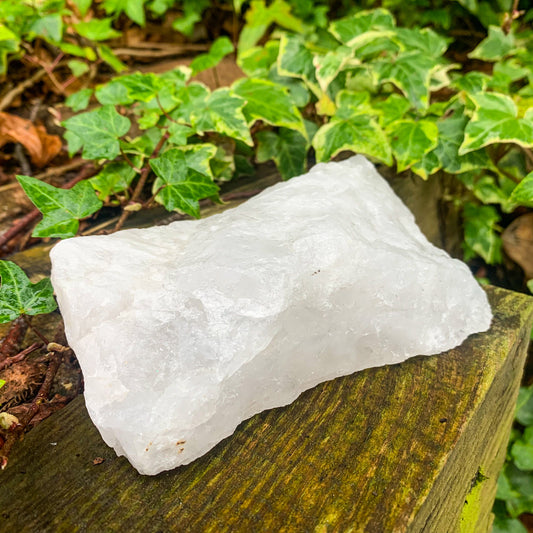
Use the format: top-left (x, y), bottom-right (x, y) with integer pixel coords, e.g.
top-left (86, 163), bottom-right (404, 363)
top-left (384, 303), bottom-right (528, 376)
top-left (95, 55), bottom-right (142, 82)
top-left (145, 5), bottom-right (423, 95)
top-left (50, 155), bottom-right (492, 475)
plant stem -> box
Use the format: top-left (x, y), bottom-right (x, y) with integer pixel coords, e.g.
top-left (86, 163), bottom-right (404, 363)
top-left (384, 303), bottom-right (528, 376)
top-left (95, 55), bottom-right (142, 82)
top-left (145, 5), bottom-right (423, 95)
top-left (113, 131), bottom-right (170, 232)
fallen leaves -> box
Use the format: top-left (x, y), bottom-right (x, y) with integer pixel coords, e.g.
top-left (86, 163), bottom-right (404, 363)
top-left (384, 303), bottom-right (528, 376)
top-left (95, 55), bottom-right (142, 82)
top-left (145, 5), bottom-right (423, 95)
top-left (0, 112), bottom-right (61, 167)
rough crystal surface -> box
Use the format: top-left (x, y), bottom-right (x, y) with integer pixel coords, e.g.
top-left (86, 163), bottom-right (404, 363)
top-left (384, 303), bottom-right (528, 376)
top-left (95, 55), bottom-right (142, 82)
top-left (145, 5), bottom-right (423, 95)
top-left (50, 155), bottom-right (492, 475)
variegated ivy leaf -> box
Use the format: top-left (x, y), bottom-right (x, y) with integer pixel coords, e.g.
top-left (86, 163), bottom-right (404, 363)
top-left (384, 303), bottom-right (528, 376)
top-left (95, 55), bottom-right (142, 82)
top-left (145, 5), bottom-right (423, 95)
top-left (388, 119), bottom-right (439, 172)
top-left (277, 34), bottom-right (320, 97)
top-left (468, 26), bottom-right (516, 62)
top-left (313, 46), bottom-right (358, 93)
top-left (509, 171), bottom-right (533, 208)
top-left (452, 71), bottom-right (490, 94)
top-left (232, 78), bottom-right (307, 138)
top-left (190, 88), bottom-right (253, 145)
top-left (329, 8), bottom-right (395, 49)
top-left (459, 92), bottom-right (533, 154)
top-left (313, 116), bottom-right (392, 165)
top-left (372, 94), bottom-right (411, 127)
top-left (150, 145), bottom-right (219, 218)
top-left (393, 27), bottom-right (449, 57)
top-left (171, 83), bottom-right (210, 124)
top-left (374, 51), bottom-right (441, 109)
top-left (237, 41), bottom-right (279, 77)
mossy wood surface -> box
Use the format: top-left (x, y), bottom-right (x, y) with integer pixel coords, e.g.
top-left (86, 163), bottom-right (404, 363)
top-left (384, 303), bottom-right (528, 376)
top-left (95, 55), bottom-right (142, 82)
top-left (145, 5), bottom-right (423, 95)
top-left (0, 287), bottom-right (531, 532)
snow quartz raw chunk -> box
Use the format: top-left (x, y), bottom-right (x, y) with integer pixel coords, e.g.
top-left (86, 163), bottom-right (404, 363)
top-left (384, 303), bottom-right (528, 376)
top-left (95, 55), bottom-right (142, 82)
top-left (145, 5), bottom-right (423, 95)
top-left (50, 155), bottom-right (492, 475)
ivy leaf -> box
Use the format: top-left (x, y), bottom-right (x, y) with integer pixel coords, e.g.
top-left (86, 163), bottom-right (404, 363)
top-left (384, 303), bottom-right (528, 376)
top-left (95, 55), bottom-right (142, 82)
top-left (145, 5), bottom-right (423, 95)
top-left (313, 114), bottom-right (392, 165)
top-left (459, 93), bottom-right (533, 154)
top-left (388, 119), bottom-right (438, 172)
top-left (277, 34), bottom-right (320, 96)
top-left (433, 113), bottom-right (493, 174)
top-left (256, 129), bottom-right (307, 180)
top-left (393, 27), bottom-right (449, 57)
top-left (97, 45), bottom-right (127, 73)
top-left (190, 88), bottom-right (253, 145)
top-left (237, 41), bottom-right (279, 77)
top-left (90, 162), bottom-right (139, 199)
top-left (468, 26), bottom-right (516, 62)
top-left (65, 88), bottom-right (93, 112)
top-left (16, 176), bottom-right (103, 238)
top-left (172, 0), bottom-right (209, 35)
top-left (62, 105), bottom-right (131, 160)
top-left (232, 78), bottom-right (307, 138)
top-left (509, 171), bottom-right (533, 207)
top-left (0, 261), bottom-right (57, 323)
top-left (238, 0), bottom-right (304, 51)
top-left (111, 72), bottom-right (165, 102)
top-left (29, 14), bottom-right (63, 43)
top-left (375, 51), bottom-right (440, 109)
top-left (171, 83), bottom-right (210, 124)
top-left (329, 8), bottom-right (395, 48)
top-left (74, 18), bottom-right (121, 41)
top-left (512, 427), bottom-right (533, 472)
top-left (372, 94), bottom-right (411, 127)
top-left (190, 36), bottom-right (234, 76)
top-left (516, 385), bottom-right (533, 426)
top-left (496, 463), bottom-right (533, 518)
top-left (462, 203), bottom-right (502, 264)
top-left (313, 46), bottom-right (357, 93)
top-left (452, 71), bottom-right (490, 94)
top-left (102, 0), bottom-right (147, 26)
top-left (150, 146), bottom-right (219, 218)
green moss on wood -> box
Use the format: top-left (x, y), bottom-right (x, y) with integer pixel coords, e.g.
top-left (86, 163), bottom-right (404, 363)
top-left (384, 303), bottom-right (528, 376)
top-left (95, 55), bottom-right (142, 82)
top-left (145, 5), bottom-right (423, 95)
top-left (0, 287), bottom-right (531, 532)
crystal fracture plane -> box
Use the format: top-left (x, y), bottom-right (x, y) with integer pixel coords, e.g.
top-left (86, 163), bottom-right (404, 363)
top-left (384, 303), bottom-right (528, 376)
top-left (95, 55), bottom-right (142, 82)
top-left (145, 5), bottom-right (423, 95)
top-left (50, 156), bottom-right (492, 475)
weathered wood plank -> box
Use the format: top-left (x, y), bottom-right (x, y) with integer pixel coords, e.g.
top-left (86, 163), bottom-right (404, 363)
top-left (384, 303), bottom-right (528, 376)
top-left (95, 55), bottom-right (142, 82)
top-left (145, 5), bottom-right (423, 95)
top-left (0, 287), bottom-right (531, 532)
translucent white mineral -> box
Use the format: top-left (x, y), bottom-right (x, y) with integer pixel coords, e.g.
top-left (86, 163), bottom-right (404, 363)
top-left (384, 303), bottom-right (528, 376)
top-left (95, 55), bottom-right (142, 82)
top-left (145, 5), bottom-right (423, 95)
top-left (50, 155), bottom-right (492, 475)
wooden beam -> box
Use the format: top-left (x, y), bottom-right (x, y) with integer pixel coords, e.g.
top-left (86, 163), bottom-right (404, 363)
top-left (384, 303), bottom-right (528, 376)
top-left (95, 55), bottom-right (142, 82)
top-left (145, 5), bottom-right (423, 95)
top-left (0, 287), bottom-right (531, 531)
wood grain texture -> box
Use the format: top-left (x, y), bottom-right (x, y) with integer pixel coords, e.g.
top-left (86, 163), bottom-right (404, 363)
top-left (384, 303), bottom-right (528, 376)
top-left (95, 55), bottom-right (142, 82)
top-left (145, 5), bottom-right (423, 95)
top-left (0, 287), bottom-right (531, 532)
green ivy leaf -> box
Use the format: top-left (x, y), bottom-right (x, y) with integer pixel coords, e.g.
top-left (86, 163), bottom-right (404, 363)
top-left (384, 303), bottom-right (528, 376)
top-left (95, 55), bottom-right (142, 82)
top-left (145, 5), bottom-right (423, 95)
top-left (65, 88), bottom-right (93, 112)
top-left (90, 161), bottom-right (139, 199)
top-left (468, 26), bottom-right (516, 62)
top-left (313, 114), bottom-right (392, 165)
top-left (29, 14), bottom-right (63, 42)
top-left (110, 72), bottom-right (165, 102)
top-left (67, 59), bottom-right (89, 77)
top-left (375, 51), bottom-right (441, 109)
top-left (509, 171), bottom-right (533, 207)
top-left (17, 176), bottom-right (103, 238)
top-left (329, 8), bottom-right (395, 48)
top-left (496, 463), bottom-right (533, 518)
top-left (232, 78), bottom-right (307, 137)
top-left (0, 261), bottom-right (57, 323)
top-left (238, 0), bottom-right (304, 51)
top-left (150, 146), bottom-right (219, 218)
top-left (388, 119), bottom-right (438, 172)
top-left (102, 0), bottom-right (147, 26)
top-left (190, 88), bottom-right (253, 145)
top-left (62, 105), bottom-right (131, 160)
top-left (462, 203), bottom-right (502, 264)
top-left (0, 25), bottom-right (20, 75)
top-left (460, 93), bottom-right (533, 154)
top-left (190, 36), bottom-right (234, 76)
top-left (516, 385), bottom-right (533, 426)
top-left (256, 129), bottom-right (307, 180)
top-left (97, 45), bottom-right (127, 73)
top-left (72, 0), bottom-right (92, 16)
top-left (171, 83), bottom-right (210, 124)
top-left (75, 18), bottom-right (121, 41)
top-left (433, 113), bottom-right (493, 174)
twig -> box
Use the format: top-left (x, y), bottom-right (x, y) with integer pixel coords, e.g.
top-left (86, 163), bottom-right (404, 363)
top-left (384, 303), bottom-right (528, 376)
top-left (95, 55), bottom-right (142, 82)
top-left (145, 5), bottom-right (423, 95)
top-left (33, 158), bottom-right (86, 181)
top-left (503, 0), bottom-right (520, 34)
top-left (23, 317), bottom-right (50, 346)
top-left (0, 347), bottom-right (66, 469)
top-left (0, 69), bottom-right (47, 112)
top-left (14, 144), bottom-right (32, 175)
top-left (0, 342), bottom-right (43, 372)
top-left (220, 189), bottom-right (262, 202)
top-left (113, 131), bottom-right (170, 232)
top-left (0, 317), bottom-right (29, 361)
top-left (0, 163), bottom-right (97, 250)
